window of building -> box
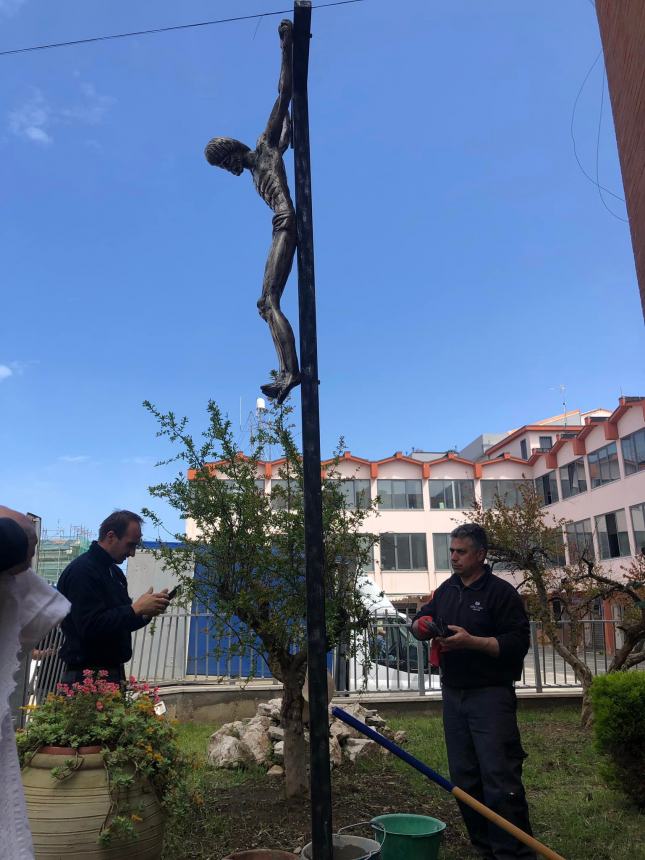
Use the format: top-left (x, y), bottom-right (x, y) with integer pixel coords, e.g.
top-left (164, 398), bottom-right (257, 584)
top-left (339, 478), bottom-right (371, 509)
top-left (587, 442), bottom-right (620, 488)
top-left (535, 471), bottom-right (559, 505)
top-left (380, 533), bottom-right (427, 570)
top-left (480, 480), bottom-right (525, 509)
top-left (270, 478), bottom-right (301, 510)
top-left (520, 439), bottom-right (528, 460)
top-left (429, 479), bottom-right (475, 510)
top-left (630, 503), bottom-right (645, 555)
top-left (377, 479), bottom-right (423, 510)
top-left (559, 459), bottom-right (587, 499)
top-left (539, 436), bottom-right (553, 450)
top-left (595, 510), bottom-right (631, 560)
top-left (565, 519), bottom-right (594, 562)
top-left (432, 533), bottom-right (451, 570)
top-left (621, 428), bottom-right (645, 476)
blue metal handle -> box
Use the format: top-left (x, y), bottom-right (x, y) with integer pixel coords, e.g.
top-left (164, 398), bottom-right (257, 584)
top-left (332, 706), bottom-right (454, 793)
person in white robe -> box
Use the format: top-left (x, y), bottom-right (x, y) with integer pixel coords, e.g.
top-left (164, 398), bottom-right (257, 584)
top-left (0, 506), bottom-right (70, 860)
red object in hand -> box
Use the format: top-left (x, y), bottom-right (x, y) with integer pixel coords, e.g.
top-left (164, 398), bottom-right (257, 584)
top-left (416, 615), bottom-right (435, 638)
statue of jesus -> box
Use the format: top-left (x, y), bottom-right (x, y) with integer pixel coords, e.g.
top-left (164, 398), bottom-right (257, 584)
top-left (205, 19), bottom-right (300, 405)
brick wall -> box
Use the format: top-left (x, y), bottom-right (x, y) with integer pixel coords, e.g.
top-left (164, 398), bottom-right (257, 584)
top-left (595, 1), bottom-right (645, 320)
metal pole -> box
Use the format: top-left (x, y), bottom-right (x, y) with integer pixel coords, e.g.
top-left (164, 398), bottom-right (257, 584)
top-left (292, 3), bottom-right (333, 858)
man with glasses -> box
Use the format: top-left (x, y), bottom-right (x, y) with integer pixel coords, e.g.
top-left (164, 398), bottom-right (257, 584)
top-left (58, 510), bottom-right (170, 685)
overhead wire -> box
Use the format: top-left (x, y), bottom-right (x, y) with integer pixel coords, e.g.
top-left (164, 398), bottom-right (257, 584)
top-left (569, 49), bottom-right (625, 205)
top-left (0, 0), bottom-right (364, 57)
top-left (594, 67), bottom-right (628, 223)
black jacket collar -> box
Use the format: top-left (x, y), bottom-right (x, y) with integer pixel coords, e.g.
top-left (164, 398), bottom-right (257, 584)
top-left (446, 564), bottom-right (492, 592)
top-left (88, 541), bottom-right (116, 569)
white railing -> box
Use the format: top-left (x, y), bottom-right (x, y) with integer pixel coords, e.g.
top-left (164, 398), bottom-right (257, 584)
top-left (16, 614), bottom-right (636, 720)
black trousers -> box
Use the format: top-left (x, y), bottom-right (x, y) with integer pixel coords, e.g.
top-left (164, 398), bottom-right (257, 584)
top-left (61, 665), bottom-right (126, 686)
top-left (442, 685), bottom-right (537, 860)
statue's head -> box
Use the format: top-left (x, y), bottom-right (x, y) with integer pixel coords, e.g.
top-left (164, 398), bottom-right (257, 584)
top-left (204, 137), bottom-right (251, 176)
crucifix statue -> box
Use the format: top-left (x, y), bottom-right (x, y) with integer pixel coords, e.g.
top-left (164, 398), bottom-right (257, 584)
top-left (205, 19), bottom-right (300, 405)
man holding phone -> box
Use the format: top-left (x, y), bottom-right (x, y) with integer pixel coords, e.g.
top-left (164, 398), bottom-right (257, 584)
top-left (58, 510), bottom-right (171, 685)
top-left (411, 524), bottom-right (535, 860)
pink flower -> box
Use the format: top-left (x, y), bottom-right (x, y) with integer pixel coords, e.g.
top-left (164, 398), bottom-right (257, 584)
top-left (96, 701), bottom-right (104, 711)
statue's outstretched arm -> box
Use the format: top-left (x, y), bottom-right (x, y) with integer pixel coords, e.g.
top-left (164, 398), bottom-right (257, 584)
top-left (264, 19), bottom-right (293, 147)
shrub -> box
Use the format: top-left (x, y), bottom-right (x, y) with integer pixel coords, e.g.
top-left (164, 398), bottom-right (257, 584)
top-left (590, 671), bottom-right (645, 808)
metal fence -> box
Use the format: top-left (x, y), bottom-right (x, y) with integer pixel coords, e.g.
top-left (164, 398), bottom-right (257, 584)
top-left (16, 613), bottom-right (637, 719)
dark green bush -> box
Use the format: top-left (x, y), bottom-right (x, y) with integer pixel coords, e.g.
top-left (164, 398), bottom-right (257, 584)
top-left (590, 671), bottom-right (645, 808)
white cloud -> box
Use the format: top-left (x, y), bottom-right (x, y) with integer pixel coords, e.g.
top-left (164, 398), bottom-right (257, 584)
top-left (8, 82), bottom-right (115, 146)
top-left (58, 455), bottom-right (90, 464)
top-left (8, 90), bottom-right (52, 145)
top-left (0, 0), bottom-right (27, 17)
top-left (0, 365), bottom-right (13, 381)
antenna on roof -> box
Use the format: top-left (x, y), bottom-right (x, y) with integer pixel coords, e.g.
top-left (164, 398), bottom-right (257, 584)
top-left (550, 384), bottom-right (567, 426)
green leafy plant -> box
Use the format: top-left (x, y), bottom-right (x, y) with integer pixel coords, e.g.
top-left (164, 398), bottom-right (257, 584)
top-left (17, 670), bottom-right (185, 845)
top-left (590, 671), bottom-right (645, 808)
top-left (142, 399), bottom-right (378, 797)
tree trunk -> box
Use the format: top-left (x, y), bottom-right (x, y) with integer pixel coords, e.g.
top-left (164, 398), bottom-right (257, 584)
top-left (281, 676), bottom-right (308, 799)
top-left (580, 682), bottom-right (593, 728)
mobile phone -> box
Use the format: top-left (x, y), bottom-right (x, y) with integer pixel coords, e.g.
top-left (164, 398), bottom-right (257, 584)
top-left (167, 585), bottom-right (181, 600)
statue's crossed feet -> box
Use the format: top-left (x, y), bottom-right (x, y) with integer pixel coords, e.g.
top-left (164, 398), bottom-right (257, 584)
top-left (261, 371), bottom-right (301, 405)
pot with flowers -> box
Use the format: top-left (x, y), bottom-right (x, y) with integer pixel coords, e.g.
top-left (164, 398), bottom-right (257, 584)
top-left (17, 670), bottom-right (184, 859)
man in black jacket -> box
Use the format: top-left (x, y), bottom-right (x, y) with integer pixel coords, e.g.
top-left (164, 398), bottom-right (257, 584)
top-left (57, 510), bottom-right (170, 685)
top-left (411, 524), bottom-right (536, 860)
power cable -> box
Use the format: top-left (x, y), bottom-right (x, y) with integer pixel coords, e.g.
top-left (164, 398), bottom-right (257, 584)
top-left (594, 67), bottom-right (628, 223)
top-left (0, 0), bottom-right (364, 57)
top-left (569, 49), bottom-right (625, 205)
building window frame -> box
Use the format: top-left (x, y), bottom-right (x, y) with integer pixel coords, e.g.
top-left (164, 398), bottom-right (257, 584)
top-left (379, 533), bottom-right (428, 570)
top-left (428, 479), bottom-right (475, 510)
top-left (480, 479), bottom-right (525, 510)
top-left (338, 478), bottom-right (371, 509)
top-left (595, 509), bottom-right (631, 560)
top-left (587, 442), bottom-right (620, 489)
top-left (432, 533), bottom-right (451, 570)
top-left (559, 458), bottom-right (587, 499)
top-left (621, 428), bottom-right (645, 476)
top-left (377, 479), bottom-right (424, 510)
top-left (565, 518), bottom-right (595, 563)
top-left (630, 502), bottom-right (645, 556)
top-left (535, 471), bottom-right (559, 506)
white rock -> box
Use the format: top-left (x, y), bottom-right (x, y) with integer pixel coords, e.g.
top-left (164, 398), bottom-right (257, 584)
top-left (268, 725), bottom-right (285, 741)
top-left (393, 730), bottom-right (408, 745)
top-left (330, 718), bottom-right (362, 742)
top-left (240, 723), bottom-right (272, 765)
top-left (273, 740), bottom-right (284, 760)
top-left (247, 715), bottom-right (271, 730)
top-left (329, 735), bottom-right (342, 768)
top-left (266, 698), bottom-right (283, 720)
top-left (343, 738), bottom-right (377, 763)
top-left (211, 720), bottom-right (245, 740)
top-left (366, 715), bottom-right (387, 729)
top-left (207, 734), bottom-right (253, 769)
top-left (267, 765), bottom-right (284, 777)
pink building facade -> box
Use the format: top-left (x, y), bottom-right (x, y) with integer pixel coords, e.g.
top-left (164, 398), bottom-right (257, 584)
top-left (189, 396), bottom-right (645, 615)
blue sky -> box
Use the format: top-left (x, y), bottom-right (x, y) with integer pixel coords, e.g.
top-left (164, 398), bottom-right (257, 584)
top-left (0, 0), bottom-right (642, 540)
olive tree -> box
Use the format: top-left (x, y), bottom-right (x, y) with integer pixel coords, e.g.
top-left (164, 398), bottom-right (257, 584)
top-left (142, 400), bottom-right (377, 796)
top-left (469, 484), bottom-right (645, 726)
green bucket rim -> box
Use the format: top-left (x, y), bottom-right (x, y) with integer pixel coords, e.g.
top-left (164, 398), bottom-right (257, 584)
top-left (371, 813), bottom-right (447, 838)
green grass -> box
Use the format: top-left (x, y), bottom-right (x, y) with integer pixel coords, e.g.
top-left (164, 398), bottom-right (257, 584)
top-left (165, 705), bottom-right (644, 860)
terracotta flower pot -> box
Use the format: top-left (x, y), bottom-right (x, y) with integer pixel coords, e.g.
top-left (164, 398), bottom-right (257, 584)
top-left (22, 748), bottom-right (164, 859)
